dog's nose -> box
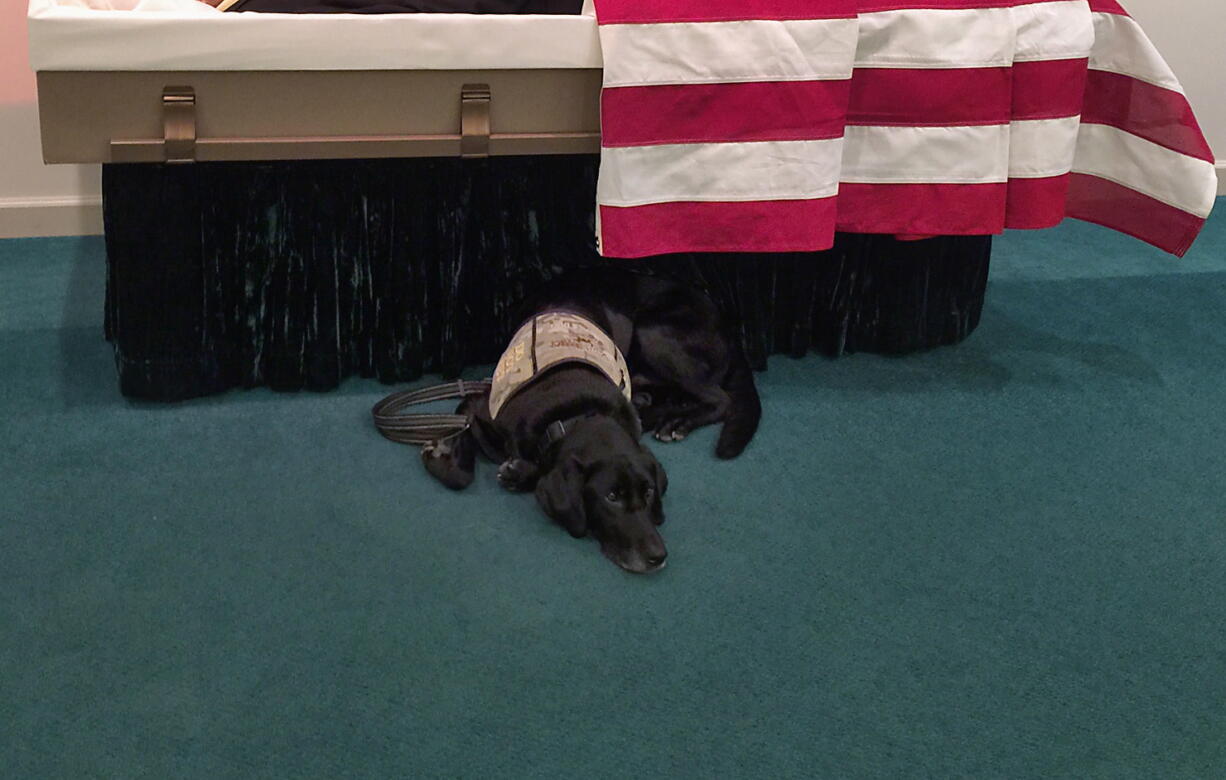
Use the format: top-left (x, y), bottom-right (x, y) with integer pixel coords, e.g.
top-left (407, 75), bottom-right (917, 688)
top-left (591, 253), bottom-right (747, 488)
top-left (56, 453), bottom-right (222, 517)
top-left (645, 550), bottom-right (667, 568)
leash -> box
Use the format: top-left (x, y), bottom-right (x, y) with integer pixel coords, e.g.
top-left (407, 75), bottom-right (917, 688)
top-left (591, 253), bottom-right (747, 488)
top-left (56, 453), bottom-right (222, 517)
top-left (371, 379), bottom-right (492, 446)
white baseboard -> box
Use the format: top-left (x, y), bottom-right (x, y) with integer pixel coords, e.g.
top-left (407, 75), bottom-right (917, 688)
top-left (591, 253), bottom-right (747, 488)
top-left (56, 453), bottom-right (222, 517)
top-left (0, 196), bottom-right (104, 239)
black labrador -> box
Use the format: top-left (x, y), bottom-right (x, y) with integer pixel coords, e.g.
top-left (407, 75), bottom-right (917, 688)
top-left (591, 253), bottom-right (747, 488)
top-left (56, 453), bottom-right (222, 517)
top-left (533, 268), bottom-right (761, 457)
top-left (423, 268), bottom-right (761, 573)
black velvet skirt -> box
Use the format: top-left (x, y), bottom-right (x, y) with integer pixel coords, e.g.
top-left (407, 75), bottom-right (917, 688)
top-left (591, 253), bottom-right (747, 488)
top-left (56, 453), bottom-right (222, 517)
top-left (102, 156), bottom-right (991, 401)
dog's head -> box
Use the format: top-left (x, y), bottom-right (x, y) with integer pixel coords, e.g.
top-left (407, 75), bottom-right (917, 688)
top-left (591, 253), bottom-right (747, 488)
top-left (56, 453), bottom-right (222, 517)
top-left (535, 439), bottom-right (669, 574)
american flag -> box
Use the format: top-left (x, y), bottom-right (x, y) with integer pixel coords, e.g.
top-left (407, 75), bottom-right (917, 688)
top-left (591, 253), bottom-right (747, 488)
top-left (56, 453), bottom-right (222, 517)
top-left (593, 0), bottom-right (1218, 258)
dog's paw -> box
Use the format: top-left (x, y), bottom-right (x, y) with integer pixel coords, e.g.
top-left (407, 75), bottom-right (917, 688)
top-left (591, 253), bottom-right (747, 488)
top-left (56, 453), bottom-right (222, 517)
top-left (421, 439), bottom-right (475, 491)
top-left (497, 458), bottom-right (539, 492)
top-left (653, 420), bottom-right (690, 443)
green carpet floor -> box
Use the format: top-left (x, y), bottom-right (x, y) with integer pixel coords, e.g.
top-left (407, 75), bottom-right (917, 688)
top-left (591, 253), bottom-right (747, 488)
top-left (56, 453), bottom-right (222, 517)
top-left (3, 206), bottom-right (1225, 777)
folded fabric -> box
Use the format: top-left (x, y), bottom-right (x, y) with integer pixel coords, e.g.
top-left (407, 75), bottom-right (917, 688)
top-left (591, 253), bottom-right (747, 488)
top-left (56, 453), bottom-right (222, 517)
top-left (593, 0), bottom-right (1218, 258)
top-left (222, 0), bottom-right (580, 13)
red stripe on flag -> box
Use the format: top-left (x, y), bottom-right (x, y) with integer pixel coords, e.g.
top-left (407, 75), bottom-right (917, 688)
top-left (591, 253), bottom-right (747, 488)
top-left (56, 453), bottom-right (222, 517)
top-left (835, 183), bottom-right (1007, 236)
top-left (847, 61), bottom-right (1088, 128)
top-left (1005, 175), bottom-right (1070, 229)
top-left (848, 67), bottom-right (1011, 127)
top-left (1066, 173), bottom-right (1207, 257)
top-left (1012, 59), bottom-right (1088, 120)
top-left (601, 81), bottom-right (851, 148)
top-left (1082, 70), bottom-right (1216, 162)
top-left (598, 198), bottom-right (838, 258)
top-left (1086, 0), bottom-right (1127, 15)
top-left (593, 0), bottom-right (855, 24)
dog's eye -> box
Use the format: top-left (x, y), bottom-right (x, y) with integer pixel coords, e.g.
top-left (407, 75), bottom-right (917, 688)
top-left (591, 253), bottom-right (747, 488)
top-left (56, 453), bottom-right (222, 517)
top-left (644, 488), bottom-right (655, 500)
top-left (605, 490), bottom-right (621, 503)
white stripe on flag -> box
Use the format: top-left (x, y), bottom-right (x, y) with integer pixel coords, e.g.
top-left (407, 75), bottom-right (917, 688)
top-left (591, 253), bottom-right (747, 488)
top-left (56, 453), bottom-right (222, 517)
top-left (599, 19), bottom-right (859, 88)
top-left (1014, 1), bottom-right (1094, 62)
top-left (854, 7), bottom-right (1015, 69)
top-left (841, 125), bottom-right (1009, 184)
top-left (597, 139), bottom-right (844, 207)
top-left (1072, 123), bottom-right (1217, 218)
top-left (1089, 12), bottom-right (1185, 93)
top-left (1010, 116), bottom-right (1083, 179)
top-left (856, 2), bottom-right (1094, 70)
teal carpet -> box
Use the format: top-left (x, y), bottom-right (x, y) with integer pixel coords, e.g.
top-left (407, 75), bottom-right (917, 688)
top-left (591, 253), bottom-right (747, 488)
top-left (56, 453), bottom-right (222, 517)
top-left (3, 206), bottom-right (1225, 777)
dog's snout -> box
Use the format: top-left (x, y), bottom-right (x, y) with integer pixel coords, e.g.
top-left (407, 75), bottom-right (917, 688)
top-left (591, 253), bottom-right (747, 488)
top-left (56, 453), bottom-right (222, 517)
top-left (639, 526), bottom-right (668, 570)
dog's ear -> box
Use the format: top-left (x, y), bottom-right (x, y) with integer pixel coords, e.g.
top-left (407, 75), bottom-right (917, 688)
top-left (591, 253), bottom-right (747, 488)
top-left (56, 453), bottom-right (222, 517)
top-left (647, 450), bottom-right (668, 525)
top-left (646, 449), bottom-right (668, 497)
top-left (535, 455), bottom-right (588, 538)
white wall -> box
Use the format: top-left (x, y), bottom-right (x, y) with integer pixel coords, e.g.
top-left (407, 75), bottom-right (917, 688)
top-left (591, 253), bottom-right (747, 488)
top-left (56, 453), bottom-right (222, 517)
top-left (1, 1), bottom-right (1222, 238)
top-left (0, 0), bottom-right (102, 238)
top-left (1124, 0), bottom-right (1226, 164)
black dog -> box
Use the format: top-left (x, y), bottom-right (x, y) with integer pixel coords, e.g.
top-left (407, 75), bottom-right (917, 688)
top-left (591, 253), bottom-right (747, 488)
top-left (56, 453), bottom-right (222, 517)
top-left (423, 268), bottom-right (760, 573)
top-left (531, 268), bottom-right (761, 457)
top-left (464, 363), bottom-right (669, 573)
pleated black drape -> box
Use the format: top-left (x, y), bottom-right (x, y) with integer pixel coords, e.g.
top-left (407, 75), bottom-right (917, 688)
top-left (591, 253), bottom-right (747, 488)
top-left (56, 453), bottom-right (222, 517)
top-left (102, 156), bottom-right (990, 401)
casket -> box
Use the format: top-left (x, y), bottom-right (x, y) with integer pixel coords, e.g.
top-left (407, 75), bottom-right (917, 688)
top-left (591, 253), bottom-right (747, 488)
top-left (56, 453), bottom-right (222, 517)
top-left (29, 0), bottom-right (603, 164)
top-left (26, 0), bottom-right (995, 401)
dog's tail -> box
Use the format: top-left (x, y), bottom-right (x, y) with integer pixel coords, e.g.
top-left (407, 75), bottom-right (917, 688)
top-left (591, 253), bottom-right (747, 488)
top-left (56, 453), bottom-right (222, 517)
top-left (715, 341), bottom-right (761, 459)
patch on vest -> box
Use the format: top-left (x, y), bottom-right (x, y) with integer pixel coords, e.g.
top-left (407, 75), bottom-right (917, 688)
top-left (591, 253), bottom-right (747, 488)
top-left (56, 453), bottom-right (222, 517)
top-left (488, 311), bottom-right (632, 420)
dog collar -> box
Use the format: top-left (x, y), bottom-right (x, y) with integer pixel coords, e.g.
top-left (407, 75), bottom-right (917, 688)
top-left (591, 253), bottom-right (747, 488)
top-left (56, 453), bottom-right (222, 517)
top-left (535, 414), bottom-right (591, 460)
top-left (545, 419), bottom-right (569, 446)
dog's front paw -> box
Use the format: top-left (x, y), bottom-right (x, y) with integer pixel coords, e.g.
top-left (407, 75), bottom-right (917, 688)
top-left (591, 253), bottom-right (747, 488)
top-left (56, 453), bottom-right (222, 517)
top-left (497, 458), bottom-right (539, 492)
top-left (421, 435), bottom-right (476, 491)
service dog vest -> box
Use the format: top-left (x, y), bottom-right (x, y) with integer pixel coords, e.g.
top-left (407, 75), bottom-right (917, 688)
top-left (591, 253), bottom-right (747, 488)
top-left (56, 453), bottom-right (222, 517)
top-left (488, 311), bottom-right (631, 420)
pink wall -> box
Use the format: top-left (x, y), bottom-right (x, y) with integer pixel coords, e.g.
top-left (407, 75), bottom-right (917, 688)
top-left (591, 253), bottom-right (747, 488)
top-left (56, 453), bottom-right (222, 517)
top-left (1, 0), bottom-right (38, 105)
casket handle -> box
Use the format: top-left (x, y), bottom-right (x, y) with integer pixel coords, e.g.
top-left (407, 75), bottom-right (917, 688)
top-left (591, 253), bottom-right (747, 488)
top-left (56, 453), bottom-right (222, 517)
top-left (460, 84), bottom-right (491, 159)
top-left (162, 86), bottom-right (197, 164)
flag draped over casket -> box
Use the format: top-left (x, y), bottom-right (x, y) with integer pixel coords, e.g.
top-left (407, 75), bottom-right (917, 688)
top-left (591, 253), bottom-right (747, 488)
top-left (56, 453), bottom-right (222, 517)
top-left (592, 0), bottom-right (1218, 258)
